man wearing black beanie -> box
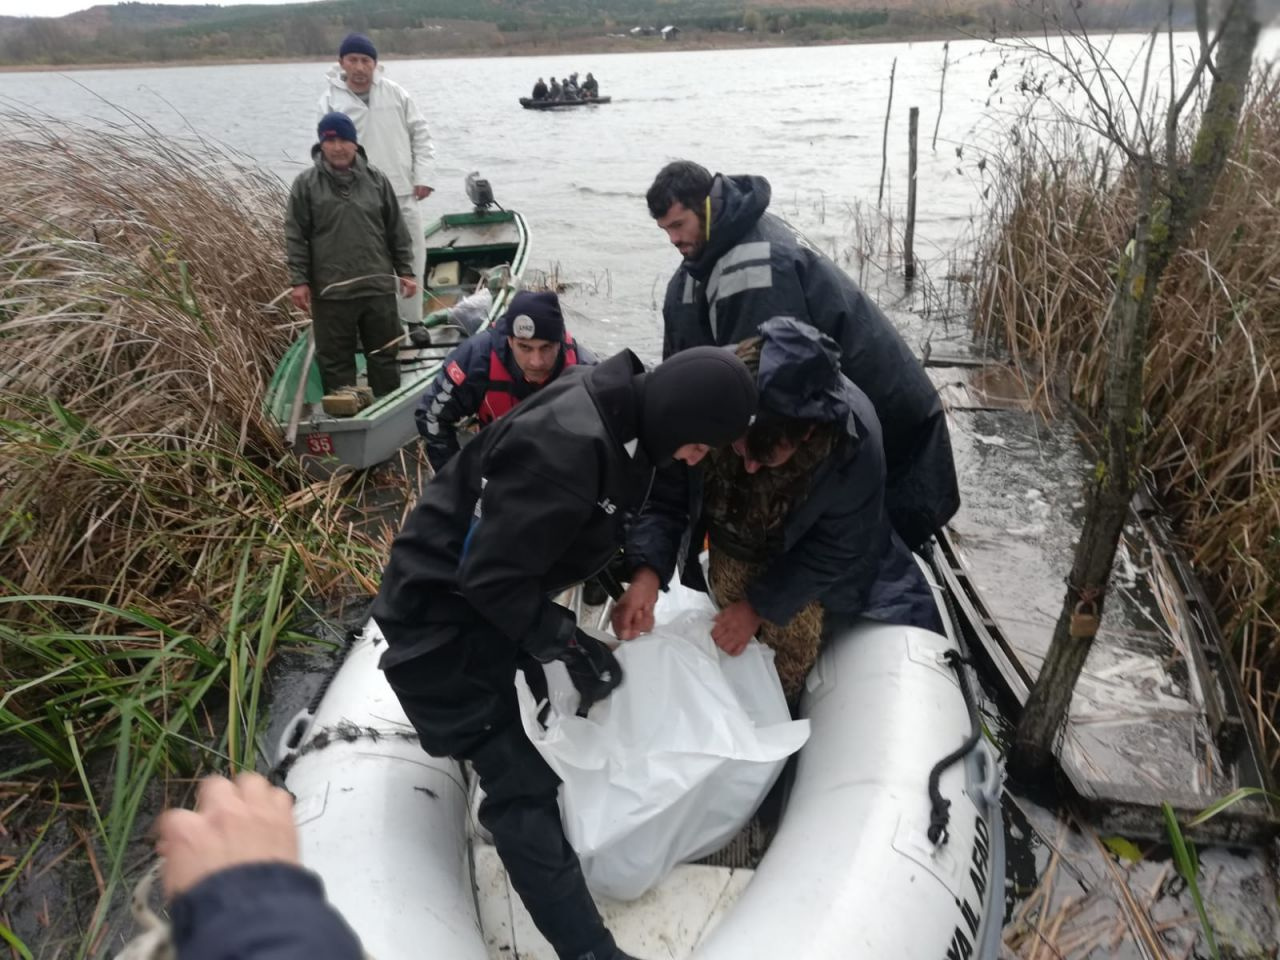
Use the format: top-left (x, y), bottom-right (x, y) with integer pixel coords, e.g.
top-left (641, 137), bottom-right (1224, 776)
top-left (285, 113), bottom-right (416, 406)
top-left (371, 346), bottom-right (754, 960)
top-left (415, 290), bottom-right (599, 473)
top-left (319, 32), bottom-right (434, 330)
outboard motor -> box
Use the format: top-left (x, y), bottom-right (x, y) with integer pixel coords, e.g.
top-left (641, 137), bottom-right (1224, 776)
top-left (466, 172), bottom-right (496, 212)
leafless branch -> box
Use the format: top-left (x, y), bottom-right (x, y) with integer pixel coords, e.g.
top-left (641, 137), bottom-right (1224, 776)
top-left (1135, 25), bottom-right (1162, 156)
top-left (1167, 3), bottom-right (1227, 167)
top-left (984, 32), bottom-right (1144, 164)
top-left (1069, 5), bottom-right (1160, 152)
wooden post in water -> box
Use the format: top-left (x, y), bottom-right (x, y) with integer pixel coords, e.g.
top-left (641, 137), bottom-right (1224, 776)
top-left (932, 41), bottom-right (949, 152)
top-left (905, 106), bottom-right (918, 282)
top-left (877, 57), bottom-right (897, 210)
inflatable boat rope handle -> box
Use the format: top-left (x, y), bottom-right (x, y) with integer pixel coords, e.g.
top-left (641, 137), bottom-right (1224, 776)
top-left (271, 627), bottom-right (362, 774)
top-left (973, 737), bottom-right (1004, 808)
top-left (926, 648), bottom-right (982, 846)
top-left (275, 708), bottom-right (316, 766)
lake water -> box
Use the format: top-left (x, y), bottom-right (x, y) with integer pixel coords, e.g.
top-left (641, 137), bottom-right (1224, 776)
top-left (7, 30), bottom-right (1276, 360)
top-left (4, 30), bottom-right (1280, 959)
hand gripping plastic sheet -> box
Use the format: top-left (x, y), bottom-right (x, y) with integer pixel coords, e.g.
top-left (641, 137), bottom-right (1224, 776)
top-left (515, 585), bottom-right (810, 901)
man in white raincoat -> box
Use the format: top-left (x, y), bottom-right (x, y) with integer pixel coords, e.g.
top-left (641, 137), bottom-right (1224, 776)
top-left (318, 32), bottom-right (434, 330)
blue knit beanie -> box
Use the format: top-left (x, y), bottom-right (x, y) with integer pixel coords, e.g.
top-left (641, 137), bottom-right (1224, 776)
top-left (339, 33), bottom-right (377, 61)
top-left (317, 112), bottom-right (358, 145)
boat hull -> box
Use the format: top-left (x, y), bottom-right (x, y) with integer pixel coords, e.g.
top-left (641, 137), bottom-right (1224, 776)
top-left (263, 209), bottom-right (528, 475)
top-left (281, 567), bottom-right (1004, 958)
top-left (520, 96), bottom-right (612, 110)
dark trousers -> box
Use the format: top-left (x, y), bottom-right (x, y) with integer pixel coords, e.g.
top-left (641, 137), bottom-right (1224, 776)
top-left (382, 620), bottom-right (616, 960)
top-left (311, 295), bottom-right (402, 397)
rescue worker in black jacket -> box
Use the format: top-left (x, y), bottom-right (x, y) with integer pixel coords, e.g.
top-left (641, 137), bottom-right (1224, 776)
top-left (615, 319), bottom-right (940, 700)
top-left (372, 347), bottom-right (757, 960)
top-left (646, 160), bottom-right (959, 550)
top-left (415, 290), bottom-right (597, 473)
top-left (532, 77), bottom-right (548, 100)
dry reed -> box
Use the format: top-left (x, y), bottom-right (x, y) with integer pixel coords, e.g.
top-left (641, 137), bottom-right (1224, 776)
top-left (972, 70), bottom-right (1280, 777)
top-left (0, 110), bottom-right (385, 953)
top-left (0, 109), bottom-right (383, 635)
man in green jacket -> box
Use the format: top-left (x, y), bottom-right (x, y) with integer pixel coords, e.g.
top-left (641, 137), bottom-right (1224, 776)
top-left (285, 112), bottom-right (417, 410)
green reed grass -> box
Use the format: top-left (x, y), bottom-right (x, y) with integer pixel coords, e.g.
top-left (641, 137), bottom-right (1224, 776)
top-left (1163, 802), bottom-right (1219, 960)
top-left (0, 109), bottom-right (390, 956)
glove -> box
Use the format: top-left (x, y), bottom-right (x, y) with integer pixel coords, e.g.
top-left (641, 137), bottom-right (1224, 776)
top-left (525, 604), bottom-right (580, 663)
top-left (562, 629), bottom-right (624, 716)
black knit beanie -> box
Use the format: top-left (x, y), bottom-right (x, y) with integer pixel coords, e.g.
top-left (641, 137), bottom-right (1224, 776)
top-left (501, 290), bottom-right (565, 342)
top-left (637, 346), bottom-right (757, 464)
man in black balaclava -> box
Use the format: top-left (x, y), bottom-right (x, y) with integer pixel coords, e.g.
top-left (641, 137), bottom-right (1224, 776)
top-left (371, 346), bottom-right (755, 960)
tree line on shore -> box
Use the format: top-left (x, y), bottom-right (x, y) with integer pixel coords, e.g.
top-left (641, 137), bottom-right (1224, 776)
top-left (0, 0), bottom-right (1224, 66)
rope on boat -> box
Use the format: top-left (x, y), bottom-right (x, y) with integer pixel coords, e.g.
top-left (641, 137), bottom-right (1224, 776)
top-left (263, 625), bottom-right (429, 785)
top-left (113, 866), bottom-right (172, 960)
top-left (924, 539), bottom-right (987, 846)
top-left (271, 719), bottom-right (421, 784)
top-left (114, 631), bottom-right (410, 959)
top-left (309, 630), bottom-right (357, 706)
top-left (926, 648), bottom-right (982, 846)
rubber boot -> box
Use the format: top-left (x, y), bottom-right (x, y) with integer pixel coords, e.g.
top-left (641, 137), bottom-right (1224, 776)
top-left (468, 727), bottom-right (617, 960)
top-left (520, 881), bottom-right (617, 960)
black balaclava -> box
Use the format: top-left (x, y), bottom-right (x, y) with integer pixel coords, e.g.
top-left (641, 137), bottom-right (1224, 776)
top-left (637, 346), bottom-right (757, 465)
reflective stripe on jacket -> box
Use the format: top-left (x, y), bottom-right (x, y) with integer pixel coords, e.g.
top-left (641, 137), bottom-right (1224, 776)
top-left (661, 173), bottom-right (959, 548)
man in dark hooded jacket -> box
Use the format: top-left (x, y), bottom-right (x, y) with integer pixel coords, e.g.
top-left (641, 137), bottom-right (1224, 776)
top-left (645, 160), bottom-right (958, 550)
top-left (372, 346), bottom-right (757, 960)
top-left (615, 319), bottom-right (939, 697)
top-left (414, 290), bottom-right (597, 472)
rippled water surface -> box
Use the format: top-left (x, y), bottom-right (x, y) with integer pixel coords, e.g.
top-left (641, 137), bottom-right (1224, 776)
top-left (11, 32), bottom-right (1267, 355)
top-left (4, 31), bottom-right (1279, 959)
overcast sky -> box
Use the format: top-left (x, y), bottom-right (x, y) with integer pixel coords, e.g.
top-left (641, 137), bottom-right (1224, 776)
top-left (0, 0), bottom-right (312, 17)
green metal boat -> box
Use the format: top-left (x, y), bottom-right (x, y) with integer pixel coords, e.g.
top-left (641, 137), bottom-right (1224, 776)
top-left (264, 179), bottom-right (528, 474)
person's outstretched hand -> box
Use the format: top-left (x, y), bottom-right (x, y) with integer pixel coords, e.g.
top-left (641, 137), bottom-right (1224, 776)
top-left (156, 772), bottom-right (299, 900)
top-left (611, 567), bottom-right (660, 641)
top-left (711, 599), bottom-right (762, 656)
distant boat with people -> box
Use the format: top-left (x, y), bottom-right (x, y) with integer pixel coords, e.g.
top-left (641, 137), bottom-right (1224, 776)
top-left (524, 71), bottom-right (607, 109)
top-left (519, 95), bottom-right (612, 110)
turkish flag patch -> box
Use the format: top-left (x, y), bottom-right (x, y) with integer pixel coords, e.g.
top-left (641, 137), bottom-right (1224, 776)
top-left (446, 360), bottom-right (466, 385)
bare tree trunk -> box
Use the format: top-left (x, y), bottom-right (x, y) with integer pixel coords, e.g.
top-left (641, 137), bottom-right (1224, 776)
top-left (1009, 0), bottom-right (1261, 781)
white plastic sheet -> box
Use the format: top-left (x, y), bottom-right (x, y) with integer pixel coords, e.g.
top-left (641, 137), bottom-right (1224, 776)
top-left (450, 286), bottom-right (492, 336)
top-left (516, 586), bottom-right (810, 901)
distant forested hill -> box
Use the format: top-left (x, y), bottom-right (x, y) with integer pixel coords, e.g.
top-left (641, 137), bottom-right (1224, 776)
top-left (0, 0), bottom-right (1274, 66)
